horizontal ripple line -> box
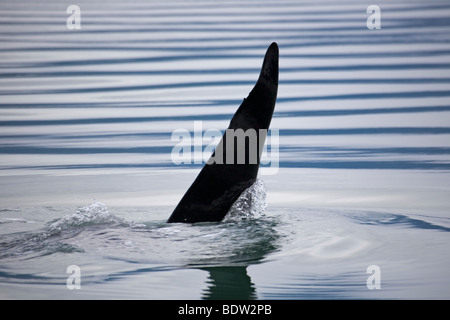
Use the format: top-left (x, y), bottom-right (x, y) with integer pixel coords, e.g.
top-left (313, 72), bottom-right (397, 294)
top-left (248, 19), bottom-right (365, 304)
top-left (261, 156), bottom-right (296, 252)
top-left (3, 160), bottom-right (450, 171)
top-left (2, 145), bottom-right (450, 156)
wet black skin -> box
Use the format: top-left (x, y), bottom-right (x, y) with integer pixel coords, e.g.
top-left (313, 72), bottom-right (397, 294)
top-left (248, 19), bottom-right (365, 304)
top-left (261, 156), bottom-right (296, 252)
top-left (167, 43), bottom-right (279, 223)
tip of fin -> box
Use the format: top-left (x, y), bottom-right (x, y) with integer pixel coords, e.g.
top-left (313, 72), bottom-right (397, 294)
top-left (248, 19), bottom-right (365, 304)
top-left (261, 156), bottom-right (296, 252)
top-left (259, 42), bottom-right (279, 84)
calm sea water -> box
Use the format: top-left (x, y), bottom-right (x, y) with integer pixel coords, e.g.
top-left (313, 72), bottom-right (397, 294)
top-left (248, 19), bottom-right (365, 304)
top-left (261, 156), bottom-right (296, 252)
top-left (1, 0), bottom-right (450, 299)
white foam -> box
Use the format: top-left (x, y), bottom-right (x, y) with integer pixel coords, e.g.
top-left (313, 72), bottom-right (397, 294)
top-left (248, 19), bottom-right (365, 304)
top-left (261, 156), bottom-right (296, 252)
top-left (47, 202), bottom-right (125, 234)
top-left (224, 178), bottom-right (267, 222)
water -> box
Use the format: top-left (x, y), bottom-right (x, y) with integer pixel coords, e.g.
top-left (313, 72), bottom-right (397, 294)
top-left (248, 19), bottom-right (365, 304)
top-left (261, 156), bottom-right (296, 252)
top-left (1, 0), bottom-right (450, 299)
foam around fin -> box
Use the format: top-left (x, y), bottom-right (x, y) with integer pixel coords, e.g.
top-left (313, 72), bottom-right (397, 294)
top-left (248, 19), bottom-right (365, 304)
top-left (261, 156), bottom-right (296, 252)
top-left (224, 178), bottom-right (267, 222)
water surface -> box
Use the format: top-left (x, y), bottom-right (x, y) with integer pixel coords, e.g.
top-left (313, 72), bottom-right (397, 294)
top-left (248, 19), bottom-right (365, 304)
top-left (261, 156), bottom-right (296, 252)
top-left (1, 0), bottom-right (450, 299)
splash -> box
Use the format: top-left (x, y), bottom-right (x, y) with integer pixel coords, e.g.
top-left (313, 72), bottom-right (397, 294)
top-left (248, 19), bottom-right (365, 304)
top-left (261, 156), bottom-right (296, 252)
top-left (47, 202), bottom-right (125, 234)
top-left (0, 202), bottom-right (131, 259)
top-left (224, 178), bottom-right (267, 222)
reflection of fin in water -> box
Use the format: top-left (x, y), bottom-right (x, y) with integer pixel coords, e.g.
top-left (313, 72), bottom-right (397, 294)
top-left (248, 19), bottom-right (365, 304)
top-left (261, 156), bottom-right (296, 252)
top-left (168, 42), bottom-right (279, 223)
top-left (201, 266), bottom-right (257, 300)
